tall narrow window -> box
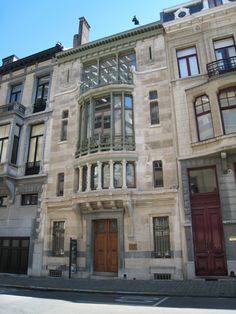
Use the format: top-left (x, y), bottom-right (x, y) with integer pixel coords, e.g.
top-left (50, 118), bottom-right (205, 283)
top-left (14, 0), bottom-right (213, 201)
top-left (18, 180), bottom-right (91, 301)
top-left (153, 217), bottom-right (171, 258)
top-left (26, 124), bottom-right (44, 175)
top-left (82, 165), bottom-right (88, 192)
top-left (57, 173), bottom-right (64, 196)
top-left (0, 124), bottom-right (10, 163)
top-left (126, 162), bottom-right (136, 188)
top-left (21, 194), bottom-right (38, 205)
top-left (60, 110), bottom-right (69, 141)
top-left (102, 163), bottom-right (110, 189)
top-left (114, 162), bottom-right (122, 188)
top-left (11, 124), bottom-right (21, 164)
top-left (149, 91), bottom-right (159, 125)
top-left (124, 95), bottom-right (134, 146)
top-left (194, 95), bottom-right (214, 141)
top-left (153, 160), bottom-right (164, 187)
top-left (177, 47), bottom-right (200, 78)
top-left (91, 163), bottom-right (98, 190)
top-left (9, 84), bottom-right (22, 103)
top-left (219, 87), bottom-right (236, 134)
top-left (52, 221), bottom-right (65, 256)
top-left (34, 75), bottom-right (49, 113)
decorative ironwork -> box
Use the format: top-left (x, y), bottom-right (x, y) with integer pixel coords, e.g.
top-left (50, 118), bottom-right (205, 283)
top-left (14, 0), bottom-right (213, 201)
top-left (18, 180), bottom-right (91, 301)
top-left (76, 134), bottom-right (135, 157)
top-left (0, 102), bottom-right (25, 115)
top-left (207, 56), bottom-right (236, 78)
top-left (25, 161), bottom-right (40, 175)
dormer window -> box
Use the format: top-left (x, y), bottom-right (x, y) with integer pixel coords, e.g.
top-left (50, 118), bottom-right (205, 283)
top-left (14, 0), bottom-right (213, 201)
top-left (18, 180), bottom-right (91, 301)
top-left (208, 0), bottom-right (222, 8)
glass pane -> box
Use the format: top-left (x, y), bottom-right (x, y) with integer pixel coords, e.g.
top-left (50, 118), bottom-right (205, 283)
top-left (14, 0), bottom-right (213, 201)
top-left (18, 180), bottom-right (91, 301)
top-left (36, 85), bottom-right (43, 99)
top-left (222, 108), bottom-right (236, 134)
top-left (114, 162), bottom-right (122, 188)
top-left (82, 166), bottom-right (87, 191)
top-left (114, 110), bottom-right (122, 135)
top-left (177, 47), bottom-right (196, 58)
top-left (228, 46), bottom-right (236, 58)
top-left (150, 102), bottom-right (159, 124)
top-left (28, 138), bottom-right (36, 162)
top-left (102, 163), bottom-right (110, 189)
top-left (153, 161), bottom-right (163, 187)
top-left (0, 124), bottom-right (10, 138)
top-left (149, 91), bottom-right (158, 100)
top-left (96, 221), bottom-right (105, 233)
top-left (214, 38), bottom-right (234, 49)
top-left (21, 239), bottom-right (29, 248)
top-left (125, 110), bottom-right (133, 135)
top-left (3, 239), bottom-right (10, 247)
top-left (114, 95), bottom-right (122, 108)
top-left (198, 113), bottom-right (214, 141)
top-left (179, 58), bottom-right (188, 78)
top-left (1, 139), bottom-right (8, 163)
top-left (126, 162), bottom-right (135, 187)
top-left (31, 124), bottom-right (44, 136)
top-left (91, 164), bottom-right (98, 190)
top-left (12, 239), bottom-right (19, 247)
top-left (189, 56), bottom-right (199, 75)
top-left (109, 220), bottom-right (117, 232)
top-left (189, 168), bottom-right (217, 194)
top-left (36, 136), bottom-right (43, 161)
top-left (124, 95), bottom-right (133, 109)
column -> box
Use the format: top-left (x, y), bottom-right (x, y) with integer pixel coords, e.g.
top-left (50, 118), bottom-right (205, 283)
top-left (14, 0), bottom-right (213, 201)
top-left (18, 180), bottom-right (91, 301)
top-left (122, 160), bottom-right (127, 189)
top-left (97, 161), bottom-right (102, 190)
top-left (109, 160), bottom-right (114, 189)
top-left (86, 162), bottom-right (91, 191)
top-left (78, 166), bottom-right (83, 192)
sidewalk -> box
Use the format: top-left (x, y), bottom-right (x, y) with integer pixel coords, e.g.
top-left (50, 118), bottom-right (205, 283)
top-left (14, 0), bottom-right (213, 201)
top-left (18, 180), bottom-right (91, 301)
top-left (0, 275), bottom-right (236, 298)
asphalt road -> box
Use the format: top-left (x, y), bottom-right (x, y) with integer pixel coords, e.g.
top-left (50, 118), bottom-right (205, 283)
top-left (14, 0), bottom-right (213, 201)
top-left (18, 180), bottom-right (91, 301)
top-left (0, 287), bottom-right (235, 314)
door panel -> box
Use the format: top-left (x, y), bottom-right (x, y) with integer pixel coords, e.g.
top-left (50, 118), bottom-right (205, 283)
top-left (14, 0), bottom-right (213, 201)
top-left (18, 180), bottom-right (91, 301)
top-left (189, 167), bottom-right (227, 276)
top-left (94, 219), bottom-right (118, 273)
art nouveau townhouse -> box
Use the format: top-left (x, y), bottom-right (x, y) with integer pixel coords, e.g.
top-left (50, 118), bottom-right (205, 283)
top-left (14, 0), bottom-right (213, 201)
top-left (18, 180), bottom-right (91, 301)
top-left (0, 44), bottom-right (63, 275)
top-left (43, 18), bottom-right (183, 280)
top-left (162, 0), bottom-right (236, 279)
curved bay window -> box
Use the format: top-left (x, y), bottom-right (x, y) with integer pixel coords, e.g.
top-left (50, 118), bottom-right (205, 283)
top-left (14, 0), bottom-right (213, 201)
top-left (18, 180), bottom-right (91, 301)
top-left (219, 87), bottom-right (236, 134)
top-left (77, 93), bottom-right (135, 157)
top-left (194, 95), bottom-right (214, 141)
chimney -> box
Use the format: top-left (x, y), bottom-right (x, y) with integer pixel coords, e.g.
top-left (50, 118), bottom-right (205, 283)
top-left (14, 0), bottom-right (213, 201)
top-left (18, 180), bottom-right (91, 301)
top-left (2, 55), bottom-right (19, 66)
top-left (73, 17), bottom-right (90, 48)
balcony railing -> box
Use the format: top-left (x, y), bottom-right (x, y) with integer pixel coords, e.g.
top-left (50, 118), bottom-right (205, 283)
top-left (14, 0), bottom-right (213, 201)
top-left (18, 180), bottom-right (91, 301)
top-left (33, 99), bottom-right (46, 113)
top-left (207, 56), bottom-right (236, 78)
top-left (25, 161), bottom-right (40, 175)
top-left (0, 102), bottom-right (26, 115)
top-left (76, 134), bottom-right (135, 157)
top-left (80, 74), bottom-right (133, 94)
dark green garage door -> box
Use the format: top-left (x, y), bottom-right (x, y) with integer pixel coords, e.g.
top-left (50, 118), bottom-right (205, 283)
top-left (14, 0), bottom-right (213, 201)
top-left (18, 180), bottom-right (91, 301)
top-left (0, 237), bottom-right (30, 274)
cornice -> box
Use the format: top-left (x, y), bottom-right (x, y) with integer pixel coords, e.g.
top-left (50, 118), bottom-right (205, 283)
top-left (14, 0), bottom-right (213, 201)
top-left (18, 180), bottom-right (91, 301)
top-left (57, 21), bottom-right (163, 63)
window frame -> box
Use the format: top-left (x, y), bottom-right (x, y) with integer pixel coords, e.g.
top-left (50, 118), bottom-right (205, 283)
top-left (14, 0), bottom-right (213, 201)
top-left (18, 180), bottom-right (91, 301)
top-left (218, 87), bottom-right (236, 135)
top-left (152, 216), bottom-right (171, 258)
top-left (0, 124), bottom-right (10, 164)
top-left (26, 123), bottom-right (44, 166)
top-left (176, 46), bottom-right (200, 78)
top-left (153, 160), bottom-right (164, 188)
top-left (9, 83), bottom-right (22, 103)
top-left (52, 221), bottom-right (65, 257)
top-left (208, 0), bottom-right (222, 8)
top-left (21, 194), bottom-right (38, 206)
top-left (57, 173), bottom-right (64, 196)
top-left (194, 95), bottom-right (214, 141)
top-left (149, 90), bottom-right (159, 125)
top-left (214, 37), bottom-right (236, 61)
top-left (60, 110), bottom-right (69, 141)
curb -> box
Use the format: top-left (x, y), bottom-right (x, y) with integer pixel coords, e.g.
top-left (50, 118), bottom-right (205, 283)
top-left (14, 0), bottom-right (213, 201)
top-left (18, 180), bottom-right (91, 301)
top-left (0, 283), bottom-right (236, 298)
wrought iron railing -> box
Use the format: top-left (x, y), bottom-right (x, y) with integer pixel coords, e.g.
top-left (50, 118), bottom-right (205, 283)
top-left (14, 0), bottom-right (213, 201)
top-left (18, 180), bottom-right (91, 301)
top-left (0, 102), bottom-right (26, 115)
top-left (25, 161), bottom-right (40, 175)
top-left (80, 74), bottom-right (133, 94)
top-left (76, 134), bottom-right (135, 157)
top-left (207, 56), bottom-right (236, 78)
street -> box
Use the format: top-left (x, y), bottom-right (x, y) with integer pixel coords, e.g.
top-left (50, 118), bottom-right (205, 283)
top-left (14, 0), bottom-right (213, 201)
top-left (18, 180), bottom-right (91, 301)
top-left (0, 288), bottom-right (236, 314)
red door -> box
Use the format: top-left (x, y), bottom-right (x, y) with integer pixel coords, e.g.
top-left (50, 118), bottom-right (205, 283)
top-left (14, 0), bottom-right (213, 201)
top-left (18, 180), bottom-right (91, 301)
top-left (94, 219), bottom-right (118, 273)
top-left (189, 167), bottom-right (227, 276)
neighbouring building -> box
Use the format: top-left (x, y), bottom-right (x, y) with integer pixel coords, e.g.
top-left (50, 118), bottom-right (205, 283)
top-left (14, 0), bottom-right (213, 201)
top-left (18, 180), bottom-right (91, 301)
top-left (0, 44), bottom-right (63, 275)
top-left (42, 17), bottom-right (183, 280)
top-left (162, 0), bottom-right (236, 278)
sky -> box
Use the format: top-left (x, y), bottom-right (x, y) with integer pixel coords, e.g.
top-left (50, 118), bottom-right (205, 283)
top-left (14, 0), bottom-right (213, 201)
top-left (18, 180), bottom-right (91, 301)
top-left (1, 0), bottom-right (182, 62)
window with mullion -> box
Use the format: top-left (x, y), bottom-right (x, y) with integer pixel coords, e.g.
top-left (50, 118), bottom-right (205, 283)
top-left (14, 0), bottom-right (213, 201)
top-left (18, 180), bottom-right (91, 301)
top-left (194, 95), bottom-right (214, 141)
top-left (27, 124), bottom-right (44, 167)
top-left (153, 216), bottom-right (171, 258)
top-left (52, 221), bottom-right (65, 256)
top-left (153, 160), bottom-right (164, 187)
top-left (219, 87), bottom-right (236, 134)
top-left (9, 84), bottom-right (22, 103)
top-left (34, 76), bottom-right (49, 111)
top-left (0, 124), bottom-right (10, 163)
top-left (177, 47), bottom-right (200, 78)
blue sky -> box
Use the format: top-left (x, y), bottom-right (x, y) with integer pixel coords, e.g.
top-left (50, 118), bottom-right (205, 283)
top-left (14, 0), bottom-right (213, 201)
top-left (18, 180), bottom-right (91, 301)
top-left (1, 0), bottom-right (181, 62)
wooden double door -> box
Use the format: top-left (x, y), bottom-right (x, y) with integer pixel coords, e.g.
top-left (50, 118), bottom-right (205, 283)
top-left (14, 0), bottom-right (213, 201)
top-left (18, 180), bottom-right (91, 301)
top-left (93, 219), bottom-right (118, 274)
top-left (189, 167), bottom-right (227, 276)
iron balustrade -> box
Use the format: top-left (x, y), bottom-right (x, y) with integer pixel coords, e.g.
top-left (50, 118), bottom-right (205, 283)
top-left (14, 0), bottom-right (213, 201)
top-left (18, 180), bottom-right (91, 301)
top-left (33, 99), bottom-right (46, 113)
top-left (76, 134), bottom-right (135, 157)
top-left (25, 161), bottom-right (40, 175)
top-left (0, 102), bottom-right (26, 115)
top-left (80, 74), bottom-right (133, 94)
top-left (207, 56), bottom-right (236, 78)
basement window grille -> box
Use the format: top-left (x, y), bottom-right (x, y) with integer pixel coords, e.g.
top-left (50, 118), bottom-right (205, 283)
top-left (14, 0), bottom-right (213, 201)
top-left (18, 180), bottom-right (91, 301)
top-left (49, 270), bottom-right (62, 277)
top-left (154, 273), bottom-right (171, 280)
